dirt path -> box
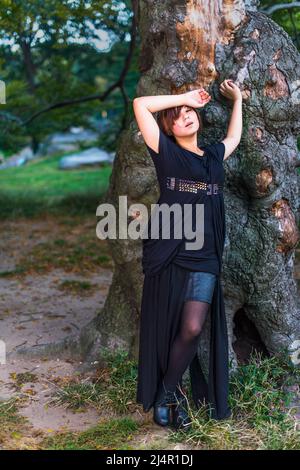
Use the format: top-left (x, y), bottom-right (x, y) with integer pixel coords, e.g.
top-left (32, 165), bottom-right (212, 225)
top-left (0, 215), bottom-right (196, 450)
top-left (0, 216), bottom-right (109, 441)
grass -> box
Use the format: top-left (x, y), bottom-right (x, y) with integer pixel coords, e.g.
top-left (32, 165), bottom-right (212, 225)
top-left (45, 348), bottom-right (300, 450)
top-left (169, 350), bottom-right (300, 449)
top-left (0, 148), bottom-right (299, 450)
top-left (40, 417), bottom-right (141, 450)
top-left (0, 222), bottom-right (114, 277)
top-left (0, 151), bottom-right (112, 219)
top-left (9, 372), bottom-right (39, 390)
top-left (1, 348), bottom-right (298, 450)
top-left (48, 348), bottom-right (138, 415)
top-left (15, 236), bottom-right (113, 274)
top-left (38, 348), bottom-right (141, 450)
top-left (0, 397), bottom-right (31, 447)
top-left (0, 395), bottom-right (141, 450)
top-left (57, 279), bottom-right (98, 295)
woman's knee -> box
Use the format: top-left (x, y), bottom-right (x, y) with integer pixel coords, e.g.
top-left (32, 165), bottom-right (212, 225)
top-left (181, 323), bottom-right (203, 341)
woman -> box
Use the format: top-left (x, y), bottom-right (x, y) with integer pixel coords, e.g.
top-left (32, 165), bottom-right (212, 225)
top-left (133, 80), bottom-right (242, 430)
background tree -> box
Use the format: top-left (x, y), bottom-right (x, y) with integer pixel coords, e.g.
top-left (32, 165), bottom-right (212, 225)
top-left (261, 1), bottom-right (300, 49)
top-left (0, 0), bottom-right (138, 153)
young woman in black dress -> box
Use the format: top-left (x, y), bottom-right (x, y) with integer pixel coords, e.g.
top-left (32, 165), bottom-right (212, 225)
top-left (133, 81), bottom-right (242, 430)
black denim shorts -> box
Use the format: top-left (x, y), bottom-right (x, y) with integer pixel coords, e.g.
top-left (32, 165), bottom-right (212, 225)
top-left (183, 271), bottom-right (217, 304)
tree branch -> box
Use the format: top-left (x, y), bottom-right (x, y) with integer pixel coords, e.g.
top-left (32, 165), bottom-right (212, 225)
top-left (260, 2), bottom-right (300, 15)
top-left (1, 1), bottom-right (137, 137)
top-left (23, 2), bottom-right (138, 128)
top-left (22, 84), bottom-right (119, 126)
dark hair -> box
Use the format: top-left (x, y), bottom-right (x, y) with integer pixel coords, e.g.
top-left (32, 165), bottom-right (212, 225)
top-left (157, 105), bottom-right (203, 142)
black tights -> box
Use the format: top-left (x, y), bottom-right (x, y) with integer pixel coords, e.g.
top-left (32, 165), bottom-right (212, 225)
top-left (163, 300), bottom-right (210, 392)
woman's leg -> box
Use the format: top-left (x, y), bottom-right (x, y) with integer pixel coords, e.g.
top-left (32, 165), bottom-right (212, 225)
top-left (162, 299), bottom-right (210, 392)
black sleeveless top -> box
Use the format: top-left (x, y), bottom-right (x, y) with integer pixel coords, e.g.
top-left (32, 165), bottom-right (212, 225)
top-left (144, 128), bottom-right (226, 275)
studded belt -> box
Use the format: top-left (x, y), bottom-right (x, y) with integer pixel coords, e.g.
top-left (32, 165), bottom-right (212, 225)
top-left (166, 177), bottom-right (223, 195)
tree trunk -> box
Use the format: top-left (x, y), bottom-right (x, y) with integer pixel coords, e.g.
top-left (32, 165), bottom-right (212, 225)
top-left (19, 38), bottom-right (41, 154)
top-left (80, 0), bottom-right (300, 373)
top-left (19, 39), bottom-right (36, 94)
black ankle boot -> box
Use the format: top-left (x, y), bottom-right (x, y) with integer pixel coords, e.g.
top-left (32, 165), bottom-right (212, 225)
top-left (171, 387), bottom-right (192, 431)
top-left (153, 379), bottom-right (177, 427)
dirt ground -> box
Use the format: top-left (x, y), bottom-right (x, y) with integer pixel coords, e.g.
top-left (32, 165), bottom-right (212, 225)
top-left (0, 216), bottom-right (109, 436)
top-left (0, 215), bottom-right (196, 450)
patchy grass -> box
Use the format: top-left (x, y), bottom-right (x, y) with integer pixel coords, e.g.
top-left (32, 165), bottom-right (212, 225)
top-left (1, 349), bottom-right (298, 450)
top-left (0, 218), bottom-right (113, 277)
top-left (39, 417), bottom-right (140, 450)
top-left (0, 267), bottom-right (28, 277)
top-left (48, 348), bottom-right (138, 415)
top-left (0, 151), bottom-right (112, 219)
top-left (0, 397), bottom-right (31, 447)
top-left (18, 238), bottom-right (112, 274)
top-left (57, 279), bottom-right (98, 295)
top-left (168, 350), bottom-right (300, 450)
top-left (9, 372), bottom-right (38, 390)
top-left (46, 348), bottom-right (300, 450)
top-left (16, 238), bottom-right (112, 274)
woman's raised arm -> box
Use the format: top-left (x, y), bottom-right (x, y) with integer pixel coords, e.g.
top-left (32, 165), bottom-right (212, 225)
top-left (133, 93), bottom-right (187, 153)
top-left (219, 80), bottom-right (243, 161)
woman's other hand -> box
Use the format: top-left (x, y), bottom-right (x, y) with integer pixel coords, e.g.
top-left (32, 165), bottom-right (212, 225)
top-left (184, 88), bottom-right (211, 108)
top-left (219, 79), bottom-right (242, 101)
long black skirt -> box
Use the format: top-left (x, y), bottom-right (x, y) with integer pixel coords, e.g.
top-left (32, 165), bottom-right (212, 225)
top-left (136, 261), bottom-right (232, 420)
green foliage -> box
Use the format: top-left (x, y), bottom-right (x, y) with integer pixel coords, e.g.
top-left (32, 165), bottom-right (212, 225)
top-left (260, 1), bottom-right (300, 49)
top-left (0, 0), bottom-right (138, 153)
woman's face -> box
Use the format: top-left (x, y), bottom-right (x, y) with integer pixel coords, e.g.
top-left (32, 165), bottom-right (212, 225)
top-left (171, 106), bottom-right (199, 137)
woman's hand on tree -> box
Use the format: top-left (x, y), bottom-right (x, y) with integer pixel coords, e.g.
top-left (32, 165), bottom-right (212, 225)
top-left (219, 79), bottom-right (242, 101)
top-left (183, 88), bottom-right (211, 108)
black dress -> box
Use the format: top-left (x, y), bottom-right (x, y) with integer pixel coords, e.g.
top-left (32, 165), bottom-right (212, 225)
top-left (136, 129), bottom-right (232, 420)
